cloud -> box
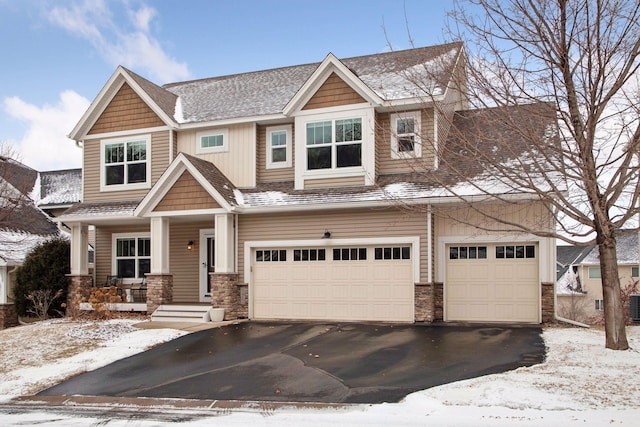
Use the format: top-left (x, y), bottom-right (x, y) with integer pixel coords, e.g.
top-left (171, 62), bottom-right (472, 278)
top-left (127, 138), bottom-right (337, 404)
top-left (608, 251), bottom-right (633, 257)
top-left (48, 0), bottom-right (190, 83)
top-left (3, 91), bottom-right (90, 171)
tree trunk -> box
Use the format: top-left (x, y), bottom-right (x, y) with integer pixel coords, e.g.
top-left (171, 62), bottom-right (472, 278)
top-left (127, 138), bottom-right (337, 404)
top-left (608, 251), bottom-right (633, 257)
top-left (598, 236), bottom-right (629, 350)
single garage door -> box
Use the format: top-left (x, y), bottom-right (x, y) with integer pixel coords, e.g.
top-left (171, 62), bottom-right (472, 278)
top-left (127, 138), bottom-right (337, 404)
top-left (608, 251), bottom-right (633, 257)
top-left (252, 245), bottom-right (414, 322)
top-left (446, 243), bottom-right (539, 323)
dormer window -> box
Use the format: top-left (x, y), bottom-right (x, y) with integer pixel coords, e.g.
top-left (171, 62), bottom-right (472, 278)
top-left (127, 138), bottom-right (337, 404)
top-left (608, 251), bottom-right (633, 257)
top-left (100, 135), bottom-right (151, 191)
top-left (306, 117), bottom-right (362, 170)
top-left (266, 125), bottom-right (292, 169)
top-left (391, 112), bottom-right (422, 159)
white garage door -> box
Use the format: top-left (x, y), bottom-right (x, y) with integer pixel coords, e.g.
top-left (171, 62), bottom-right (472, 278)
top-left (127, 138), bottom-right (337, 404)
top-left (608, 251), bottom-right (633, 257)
top-left (446, 243), bottom-right (539, 323)
top-left (252, 245), bottom-right (414, 322)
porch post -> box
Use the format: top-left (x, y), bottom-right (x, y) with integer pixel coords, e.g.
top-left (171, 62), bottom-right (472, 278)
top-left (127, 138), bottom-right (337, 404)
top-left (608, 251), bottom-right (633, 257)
top-left (67, 223), bottom-right (92, 313)
top-left (147, 217), bottom-right (172, 313)
top-left (211, 213), bottom-right (243, 320)
top-left (0, 265), bottom-right (18, 329)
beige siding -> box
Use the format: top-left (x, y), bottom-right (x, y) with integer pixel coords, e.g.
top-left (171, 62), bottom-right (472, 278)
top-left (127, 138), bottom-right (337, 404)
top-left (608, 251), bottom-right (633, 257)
top-left (238, 208), bottom-right (427, 284)
top-left (302, 73), bottom-right (366, 110)
top-left (176, 123), bottom-right (256, 188)
top-left (304, 176), bottom-right (365, 189)
top-left (89, 83), bottom-right (164, 135)
top-left (256, 124), bottom-right (295, 183)
top-left (376, 110), bottom-right (436, 175)
top-left (154, 171), bottom-right (220, 211)
top-left (95, 224), bottom-right (149, 286)
top-left (170, 221), bottom-right (211, 302)
top-left (83, 130), bottom-right (170, 202)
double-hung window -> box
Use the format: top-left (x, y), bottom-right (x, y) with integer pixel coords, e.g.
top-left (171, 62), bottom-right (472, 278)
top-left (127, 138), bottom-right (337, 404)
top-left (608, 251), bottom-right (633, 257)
top-left (306, 117), bottom-right (362, 170)
top-left (113, 234), bottom-right (150, 281)
top-left (390, 111), bottom-right (421, 159)
top-left (101, 136), bottom-right (150, 191)
top-left (266, 125), bottom-right (292, 169)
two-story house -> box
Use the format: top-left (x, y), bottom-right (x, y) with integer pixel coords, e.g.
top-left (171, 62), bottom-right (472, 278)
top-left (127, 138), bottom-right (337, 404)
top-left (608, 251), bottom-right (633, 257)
top-left (60, 42), bottom-right (557, 324)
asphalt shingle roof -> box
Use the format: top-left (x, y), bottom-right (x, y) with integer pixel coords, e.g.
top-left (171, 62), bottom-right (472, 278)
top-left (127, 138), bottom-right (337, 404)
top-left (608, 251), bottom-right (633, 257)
top-left (37, 169), bottom-right (82, 208)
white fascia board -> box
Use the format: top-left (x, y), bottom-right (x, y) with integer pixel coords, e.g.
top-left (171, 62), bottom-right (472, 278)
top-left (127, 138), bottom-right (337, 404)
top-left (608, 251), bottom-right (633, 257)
top-left (146, 208), bottom-right (230, 217)
top-left (56, 214), bottom-right (145, 225)
top-left (177, 114), bottom-right (287, 130)
top-left (283, 53), bottom-right (383, 115)
top-left (82, 126), bottom-right (169, 141)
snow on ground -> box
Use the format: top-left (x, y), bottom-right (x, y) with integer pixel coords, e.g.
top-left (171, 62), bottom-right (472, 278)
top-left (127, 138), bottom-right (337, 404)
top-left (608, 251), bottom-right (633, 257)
top-left (0, 321), bottom-right (639, 426)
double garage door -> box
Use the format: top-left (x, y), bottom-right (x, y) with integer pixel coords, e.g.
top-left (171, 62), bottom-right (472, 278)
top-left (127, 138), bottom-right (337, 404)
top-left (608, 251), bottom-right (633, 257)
top-left (445, 243), bottom-right (540, 323)
top-left (252, 245), bottom-right (414, 322)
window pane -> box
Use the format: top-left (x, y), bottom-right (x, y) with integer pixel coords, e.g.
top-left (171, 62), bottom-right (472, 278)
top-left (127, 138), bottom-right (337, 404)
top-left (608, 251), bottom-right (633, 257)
top-left (127, 141), bottom-right (146, 161)
top-left (333, 249), bottom-right (340, 260)
top-left (632, 266), bottom-right (639, 277)
top-left (310, 249), bottom-right (317, 261)
top-left (105, 143), bottom-right (124, 164)
top-left (336, 143), bottom-right (361, 168)
top-left (393, 247), bottom-right (401, 259)
top-left (449, 247), bottom-right (458, 259)
top-left (138, 238), bottom-right (151, 257)
top-left (397, 118), bottom-right (414, 134)
top-left (306, 122), bottom-right (331, 145)
top-left (335, 118), bottom-right (362, 142)
top-left (279, 250), bottom-right (287, 261)
top-left (478, 247), bottom-right (487, 259)
top-left (589, 267), bottom-right (601, 279)
top-left (469, 247), bottom-right (477, 259)
top-left (375, 248), bottom-right (382, 260)
top-left (272, 250), bottom-right (279, 261)
top-left (359, 248), bottom-right (367, 260)
top-left (526, 245), bottom-right (535, 258)
top-left (384, 247), bottom-right (392, 260)
top-left (398, 136), bottom-right (415, 152)
top-left (106, 165), bottom-right (124, 185)
top-left (127, 163), bottom-right (147, 183)
top-left (138, 259), bottom-right (150, 278)
top-left (201, 134), bottom-right (223, 148)
top-left (293, 250), bottom-right (301, 261)
top-left (272, 147), bottom-right (286, 162)
top-left (516, 245), bottom-right (525, 258)
top-left (271, 130), bottom-right (287, 146)
top-left (496, 246), bottom-right (505, 258)
top-left (505, 246), bottom-right (515, 258)
top-left (401, 247), bottom-right (410, 260)
top-left (307, 146), bottom-right (331, 169)
top-left (117, 259), bottom-right (135, 278)
top-left (459, 247), bottom-right (467, 259)
top-left (117, 238), bottom-right (135, 257)
top-left (318, 249), bottom-right (326, 261)
top-left (256, 250), bottom-right (264, 262)
top-left (342, 248), bottom-right (349, 260)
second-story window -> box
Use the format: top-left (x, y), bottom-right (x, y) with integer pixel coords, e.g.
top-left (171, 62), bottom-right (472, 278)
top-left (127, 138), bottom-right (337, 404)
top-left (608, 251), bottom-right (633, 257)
top-left (101, 135), bottom-right (151, 191)
top-left (391, 111), bottom-right (421, 159)
top-left (266, 124), bottom-right (292, 169)
top-left (306, 117), bottom-right (362, 170)
top-left (196, 128), bottom-right (229, 154)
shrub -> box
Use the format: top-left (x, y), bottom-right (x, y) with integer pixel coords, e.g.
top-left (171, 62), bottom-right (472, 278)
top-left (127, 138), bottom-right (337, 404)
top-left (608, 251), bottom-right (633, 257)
top-left (14, 237), bottom-right (70, 317)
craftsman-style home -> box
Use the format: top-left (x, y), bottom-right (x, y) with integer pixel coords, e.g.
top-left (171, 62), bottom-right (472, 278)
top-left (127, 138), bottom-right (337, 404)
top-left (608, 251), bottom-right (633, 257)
top-left (60, 42), bottom-right (557, 323)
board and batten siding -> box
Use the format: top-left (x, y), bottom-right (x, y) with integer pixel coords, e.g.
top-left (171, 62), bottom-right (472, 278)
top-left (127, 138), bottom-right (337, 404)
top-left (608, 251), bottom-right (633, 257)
top-left (375, 110), bottom-right (436, 175)
top-left (302, 72), bottom-right (366, 110)
top-left (88, 83), bottom-right (165, 135)
top-left (237, 208), bottom-right (427, 284)
top-left (83, 131), bottom-right (170, 202)
top-left (177, 123), bottom-right (256, 188)
top-left (256, 124), bottom-right (295, 183)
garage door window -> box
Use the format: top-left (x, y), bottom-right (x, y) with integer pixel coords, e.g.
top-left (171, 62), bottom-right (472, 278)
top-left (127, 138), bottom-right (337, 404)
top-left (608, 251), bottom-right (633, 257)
top-left (293, 248), bottom-right (326, 261)
top-left (256, 250), bottom-right (287, 262)
top-left (374, 246), bottom-right (411, 260)
top-left (449, 246), bottom-right (487, 260)
top-left (333, 247), bottom-right (367, 261)
top-left (495, 245), bottom-right (536, 259)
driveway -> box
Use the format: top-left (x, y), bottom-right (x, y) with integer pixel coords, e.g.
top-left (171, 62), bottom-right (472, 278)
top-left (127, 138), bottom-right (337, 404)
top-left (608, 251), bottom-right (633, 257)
top-left (39, 322), bottom-right (545, 404)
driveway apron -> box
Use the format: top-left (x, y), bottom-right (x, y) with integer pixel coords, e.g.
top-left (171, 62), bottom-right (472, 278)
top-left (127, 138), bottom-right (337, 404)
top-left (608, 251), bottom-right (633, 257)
top-left (38, 322), bottom-right (545, 404)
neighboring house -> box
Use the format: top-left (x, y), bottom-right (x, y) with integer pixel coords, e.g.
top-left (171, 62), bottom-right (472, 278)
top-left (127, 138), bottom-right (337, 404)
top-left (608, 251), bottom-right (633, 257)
top-left (36, 168), bottom-right (82, 218)
top-left (0, 157), bottom-right (59, 328)
top-left (59, 42), bottom-right (559, 324)
top-left (557, 233), bottom-right (639, 322)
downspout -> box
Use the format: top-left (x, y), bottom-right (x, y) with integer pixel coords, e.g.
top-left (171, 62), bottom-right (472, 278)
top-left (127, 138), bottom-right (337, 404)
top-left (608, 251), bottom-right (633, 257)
top-left (427, 205), bottom-right (433, 283)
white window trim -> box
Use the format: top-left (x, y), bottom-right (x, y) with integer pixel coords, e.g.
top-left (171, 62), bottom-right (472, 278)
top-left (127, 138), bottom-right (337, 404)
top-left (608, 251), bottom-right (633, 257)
top-left (390, 111), bottom-right (422, 160)
top-left (112, 232), bottom-right (151, 284)
top-left (266, 124), bottom-right (292, 169)
top-left (294, 106), bottom-right (375, 189)
top-left (100, 135), bottom-right (151, 192)
top-left (588, 266), bottom-right (601, 279)
top-left (196, 128), bottom-right (229, 154)
top-left (632, 265), bottom-right (639, 278)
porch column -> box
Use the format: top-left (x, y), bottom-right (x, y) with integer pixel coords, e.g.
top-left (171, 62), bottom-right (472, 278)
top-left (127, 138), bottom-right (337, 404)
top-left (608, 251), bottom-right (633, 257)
top-left (147, 216), bottom-right (172, 313)
top-left (0, 266), bottom-right (17, 329)
top-left (211, 213), bottom-right (243, 320)
top-left (214, 213), bottom-right (235, 273)
top-left (70, 223), bottom-right (89, 276)
top-left (0, 265), bottom-right (7, 304)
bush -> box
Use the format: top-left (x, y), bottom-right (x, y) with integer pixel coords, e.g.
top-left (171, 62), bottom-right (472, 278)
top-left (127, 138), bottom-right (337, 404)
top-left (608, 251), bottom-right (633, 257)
top-left (14, 237), bottom-right (70, 317)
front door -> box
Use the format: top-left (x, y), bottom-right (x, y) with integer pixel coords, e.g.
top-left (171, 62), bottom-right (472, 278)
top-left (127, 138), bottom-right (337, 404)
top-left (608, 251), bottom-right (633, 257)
top-left (199, 229), bottom-right (215, 302)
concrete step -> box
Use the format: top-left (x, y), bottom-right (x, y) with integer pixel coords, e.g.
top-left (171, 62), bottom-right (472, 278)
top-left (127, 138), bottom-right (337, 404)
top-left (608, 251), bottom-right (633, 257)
top-left (151, 305), bottom-right (214, 323)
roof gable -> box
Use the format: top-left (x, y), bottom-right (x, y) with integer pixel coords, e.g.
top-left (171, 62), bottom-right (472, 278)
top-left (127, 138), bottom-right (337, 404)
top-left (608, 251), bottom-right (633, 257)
top-left (153, 170), bottom-right (221, 212)
top-left (302, 72), bottom-right (367, 110)
top-left (135, 152), bottom-right (237, 216)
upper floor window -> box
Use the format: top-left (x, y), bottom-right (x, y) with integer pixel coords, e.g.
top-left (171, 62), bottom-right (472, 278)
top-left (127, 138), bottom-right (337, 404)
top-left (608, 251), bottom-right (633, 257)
top-left (306, 117), bottom-right (362, 170)
top-left (390, 111), bottom-right (421, 159)
top-left (101, 135), bottom-right (151, 191)
top-left (196, 128), bottom-right (228, 154)
top-left (632, 266), bottom-right (638, 278)
top-left (266, 125), bottom-right (292, 169)
top-left (588, 266), bottom-right (601, 279)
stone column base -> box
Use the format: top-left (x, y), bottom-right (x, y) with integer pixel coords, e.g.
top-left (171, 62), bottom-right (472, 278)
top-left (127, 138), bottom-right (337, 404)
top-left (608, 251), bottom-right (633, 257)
top-left (210, 273), bottom-right (247, 320)
top-left (541, 282), bottom-right (554, 323)
top-left (67, 275), bottom-right (94, 313)
top-left (0, 303), bottom-right (18, 329)
top-left (414, 282), bottom-right (444, 322)
top-left (146, 274), bottom-right (173, 314)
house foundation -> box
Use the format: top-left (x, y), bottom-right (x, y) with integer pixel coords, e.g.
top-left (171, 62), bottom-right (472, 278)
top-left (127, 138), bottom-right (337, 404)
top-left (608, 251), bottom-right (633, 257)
top-left (146, 274), bottom-right (173, 314)
top-left (210, 273), bottom-right (247, 320)
top-left (0, 303), bottom-right (18, 329)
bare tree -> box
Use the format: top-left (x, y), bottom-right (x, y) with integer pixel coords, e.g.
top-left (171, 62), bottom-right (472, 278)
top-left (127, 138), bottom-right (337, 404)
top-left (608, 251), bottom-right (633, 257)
top-left (392, 1), bottom-right (638, 349)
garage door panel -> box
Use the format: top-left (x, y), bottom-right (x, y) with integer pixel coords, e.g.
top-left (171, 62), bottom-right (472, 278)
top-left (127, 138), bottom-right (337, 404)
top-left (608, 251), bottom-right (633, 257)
top-left (253, 245), bottom-right (414, 322)
top-left (446, 243), bottom-right (539, 323)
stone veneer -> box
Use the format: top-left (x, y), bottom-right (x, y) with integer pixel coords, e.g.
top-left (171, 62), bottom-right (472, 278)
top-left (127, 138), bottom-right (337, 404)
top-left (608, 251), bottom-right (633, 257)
top-left (0, 303), bottom-right (18, 329)
top-left (210, 273), bottom-right (248, 320)
top-left (541, 282), bottom-right (555, 323)
top-left (67, 275), bottom-right (93, 310)
top-left (145, 274), bottom-right (173, 314)
top-left (414, 282), bottom-right (444, 322)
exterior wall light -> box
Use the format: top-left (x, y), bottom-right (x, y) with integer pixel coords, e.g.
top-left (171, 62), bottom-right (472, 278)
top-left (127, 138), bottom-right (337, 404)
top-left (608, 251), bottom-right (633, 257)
top-left (187, 240), bottom-right (194, 251)
top-left (322, 230), bottom-right (331, 239)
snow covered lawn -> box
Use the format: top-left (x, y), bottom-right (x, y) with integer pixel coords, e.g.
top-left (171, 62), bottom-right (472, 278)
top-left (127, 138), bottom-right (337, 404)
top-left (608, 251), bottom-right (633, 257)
top-left (0, 320), bottom-right (638, 426)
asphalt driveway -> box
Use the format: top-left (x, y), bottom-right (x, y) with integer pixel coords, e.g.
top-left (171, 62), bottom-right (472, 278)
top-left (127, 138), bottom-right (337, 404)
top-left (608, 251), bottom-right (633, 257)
top-left (39, 322), bottom-right (545, 404)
